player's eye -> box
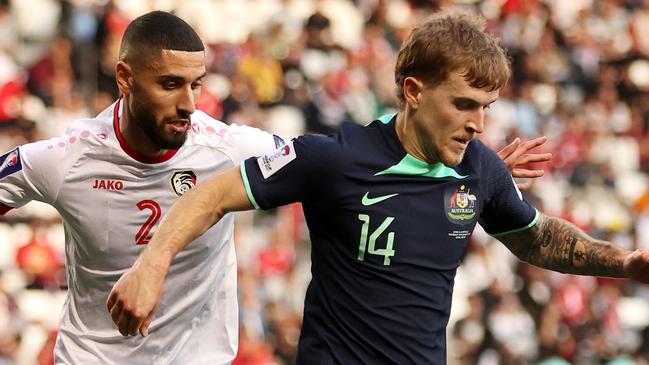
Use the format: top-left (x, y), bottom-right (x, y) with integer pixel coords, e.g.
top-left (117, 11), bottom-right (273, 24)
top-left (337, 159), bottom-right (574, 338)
top-left (162, 81), bottom-right (178, 90)
top-left (454, 100), bottom-right (478, 111)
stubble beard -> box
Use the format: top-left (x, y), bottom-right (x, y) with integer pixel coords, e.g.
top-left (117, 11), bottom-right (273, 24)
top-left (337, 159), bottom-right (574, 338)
top-left (129, 98), bottom-right (188, 151)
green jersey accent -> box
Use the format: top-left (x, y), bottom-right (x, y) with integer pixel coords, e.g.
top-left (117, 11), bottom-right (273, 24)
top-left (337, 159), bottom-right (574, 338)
top-left (357, 214), bottom-right (396, 266)
top-left (240, 162), bottom-right (261, 210)
top-left (376, 113), bottom-right (397, 125)
top-left (361, 192), bottom-right (399, 206)
top-left (375, 154), bottom-right (468, 179)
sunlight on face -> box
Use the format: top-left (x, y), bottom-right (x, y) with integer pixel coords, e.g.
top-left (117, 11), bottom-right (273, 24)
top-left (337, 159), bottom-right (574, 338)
top-left (413, 72), bottom-right (499, 166)
top-left (129, 50), bottom-right (206, 150)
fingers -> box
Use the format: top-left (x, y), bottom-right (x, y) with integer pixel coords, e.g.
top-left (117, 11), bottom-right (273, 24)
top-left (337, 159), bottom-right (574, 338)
top-left (106, 291), bottom-right (116, 312)
top-left (112, 303), bottom-right (145, 336)
top-left (107, 287), bottom-right (147, 337)
top-left (140, 309), bottom-right (156, 337)
top-left (518, 136), bottom-right (548, 152)
top-left (511, 168), bottom-right (544, 179)
top-left (126, 314), bottom-right (144, 337)
top-left (516, 182), bottom-right (531, 191)
top-left (109, 296), bottom-right (123, 327)
top-left (497, 137), bottom-right (520, 160)
top-left (511, 153), bottom-right (553, 165)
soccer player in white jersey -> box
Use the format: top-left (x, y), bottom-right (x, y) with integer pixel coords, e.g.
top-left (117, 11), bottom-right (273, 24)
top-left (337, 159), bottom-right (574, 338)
top-left (0, 10), bottom-right (548, 365)
top-left (0, 11), bottom-right (282, 364)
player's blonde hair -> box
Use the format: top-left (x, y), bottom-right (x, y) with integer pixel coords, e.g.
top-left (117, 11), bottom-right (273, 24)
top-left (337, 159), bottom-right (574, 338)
top-left (394, 11), bottom-right (510, 108)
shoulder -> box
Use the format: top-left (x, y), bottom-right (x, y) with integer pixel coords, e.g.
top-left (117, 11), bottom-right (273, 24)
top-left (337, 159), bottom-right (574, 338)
top-left (460, 140), bottom-right (507, 173)
top-left (187, 111), bottom-right (271, 146)
top-left (187, 110), bottom-right (278, 163)
top-left (23, 113), bottom-right (113, 162)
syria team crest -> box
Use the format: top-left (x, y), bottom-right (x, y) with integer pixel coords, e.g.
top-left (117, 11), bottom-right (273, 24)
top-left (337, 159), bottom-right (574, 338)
top-left (170, 170), bottom-right (197, 196)
top-left (444, 185), bottom-right (478, 225)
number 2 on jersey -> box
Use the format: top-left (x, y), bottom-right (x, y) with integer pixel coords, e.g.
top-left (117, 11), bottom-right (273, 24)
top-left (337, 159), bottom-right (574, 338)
top-left (136, 200), bottom-right (162, 245)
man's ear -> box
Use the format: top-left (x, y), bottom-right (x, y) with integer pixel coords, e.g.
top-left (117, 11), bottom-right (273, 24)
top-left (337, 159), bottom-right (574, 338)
top-left (403, 77), bottom-right (424, 110)
top-left (115, 61), bottom-right (134, 96)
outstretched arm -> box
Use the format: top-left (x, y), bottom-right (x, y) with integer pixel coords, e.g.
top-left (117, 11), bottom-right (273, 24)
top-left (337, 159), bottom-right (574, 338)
top-left (497, 136), bottom-right (552, 190)
top-left (497, 213), bottom-right (649, 281)
top-left (107, 166), bottom-right (252, 337)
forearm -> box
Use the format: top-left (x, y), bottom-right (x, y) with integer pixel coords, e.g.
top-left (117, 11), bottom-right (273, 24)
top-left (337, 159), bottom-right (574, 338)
top-left (500, 214), bottom-right (631, 278)
top-left (138, 175), bottom-right (226, 269)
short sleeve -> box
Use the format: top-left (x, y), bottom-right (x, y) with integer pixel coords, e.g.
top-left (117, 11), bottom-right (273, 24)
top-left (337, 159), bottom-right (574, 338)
top-left (478, 149), bottom-right (539, 236)
top-left (240, 134), bottom-right (335, 210)
top-left (224, 124), bottom-right (284, 165)
top-left (0, 139), bottom-right (67, 212)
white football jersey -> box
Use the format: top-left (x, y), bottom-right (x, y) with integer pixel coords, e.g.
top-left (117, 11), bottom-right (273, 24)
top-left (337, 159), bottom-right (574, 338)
top-left (0, 98), bottom-right (280, 364)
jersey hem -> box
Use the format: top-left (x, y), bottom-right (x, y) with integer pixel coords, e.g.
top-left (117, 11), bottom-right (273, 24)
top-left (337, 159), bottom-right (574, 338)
top-left (240, 162), bottom-right (261, 210)
top-left (489, 209), bottom-right (540, 237)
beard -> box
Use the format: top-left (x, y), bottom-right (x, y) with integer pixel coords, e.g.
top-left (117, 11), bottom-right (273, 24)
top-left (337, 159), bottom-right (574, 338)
top-left (129, 89), bottom-right (189, 150)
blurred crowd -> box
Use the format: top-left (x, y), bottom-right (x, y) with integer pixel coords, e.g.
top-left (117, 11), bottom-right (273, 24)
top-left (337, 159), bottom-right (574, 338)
top-left (2, 0), bottom-right (649, 364)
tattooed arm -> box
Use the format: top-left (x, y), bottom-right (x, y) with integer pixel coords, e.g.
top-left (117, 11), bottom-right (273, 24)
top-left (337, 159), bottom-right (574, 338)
top-left (497, 213), bottom-right (649, 281)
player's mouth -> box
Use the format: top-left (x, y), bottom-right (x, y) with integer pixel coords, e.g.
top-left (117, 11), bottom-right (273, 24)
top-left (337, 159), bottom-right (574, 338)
top-left (168, 119), bottom-right (190, 134)
top-left (453, 137), bottom-right (471, 147)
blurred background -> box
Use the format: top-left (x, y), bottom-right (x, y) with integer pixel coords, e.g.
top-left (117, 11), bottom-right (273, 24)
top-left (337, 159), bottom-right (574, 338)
top-left (1, 0), bottom-right (649, 364)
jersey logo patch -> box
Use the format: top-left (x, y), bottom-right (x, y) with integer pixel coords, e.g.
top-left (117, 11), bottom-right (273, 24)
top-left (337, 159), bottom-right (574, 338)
top-left (444, 184), bottom-right (477, 225)
top-left (170, 170), bottom-right (197, 196)
top-left (361, 192), bottom-right (399, 206)
top-left (257, 141), bottom-right (296, 179)
top-left (0, 148), bottom-right (22, 180)
top-left (92, 179), bottom-right (124, 190)
top-left (273, 134), bottom-right (285, 148)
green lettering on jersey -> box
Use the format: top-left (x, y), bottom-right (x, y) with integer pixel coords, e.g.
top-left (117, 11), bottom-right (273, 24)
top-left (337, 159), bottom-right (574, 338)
top-left (357, 214), bottom-right (395, 266)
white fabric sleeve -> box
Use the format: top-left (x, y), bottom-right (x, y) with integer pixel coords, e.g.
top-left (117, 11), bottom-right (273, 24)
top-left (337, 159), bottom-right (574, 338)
top-left (225, 124), bottom-right (284, 165)
top-left (0, 138), bottom-right (67, 208)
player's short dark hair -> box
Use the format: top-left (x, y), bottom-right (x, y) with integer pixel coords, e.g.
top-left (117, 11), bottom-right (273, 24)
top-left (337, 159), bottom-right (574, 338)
top-left (119, 11), bottom-right (204, 64)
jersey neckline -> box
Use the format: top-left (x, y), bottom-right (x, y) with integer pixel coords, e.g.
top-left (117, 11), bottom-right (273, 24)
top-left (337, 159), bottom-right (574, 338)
top-left (112, 96), bottom-right (179, 164)
top-left (375, 113), bottom-right (466, 177)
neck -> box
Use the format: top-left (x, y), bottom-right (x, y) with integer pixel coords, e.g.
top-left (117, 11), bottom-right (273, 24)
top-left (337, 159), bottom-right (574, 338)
top-left (119, 97), bottom-right (165, 158)
top-left (395, 110), bottom-right (439, 164)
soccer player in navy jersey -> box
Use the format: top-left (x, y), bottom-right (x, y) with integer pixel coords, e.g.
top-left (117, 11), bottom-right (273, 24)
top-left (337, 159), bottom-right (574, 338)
top-left (107, 11), bottom-right (649, 364)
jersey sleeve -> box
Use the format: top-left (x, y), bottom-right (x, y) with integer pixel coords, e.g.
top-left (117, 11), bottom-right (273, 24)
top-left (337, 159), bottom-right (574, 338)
top-left (478, 147), bottom-right (539, 236)
top-left (224, 124), bottom-right (284, 165)
top-left (0, 139), bottom-right (67, 213)
top-left (240, 134), bottom-right (336, 210)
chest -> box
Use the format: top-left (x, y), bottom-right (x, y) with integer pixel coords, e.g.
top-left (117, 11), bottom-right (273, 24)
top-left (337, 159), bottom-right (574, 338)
top-left (308, 171), bottom-right (484, 269)
top-left (54, 152), bottom-right (233, 268)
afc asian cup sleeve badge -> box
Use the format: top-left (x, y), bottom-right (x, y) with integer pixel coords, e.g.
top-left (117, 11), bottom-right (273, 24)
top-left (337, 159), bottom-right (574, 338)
top-left (257, 140), bottom-right (296, 179)
top-left (170, 170), bottom-right (197, 196)
top-left (0, 148), bottom-right (22, 180)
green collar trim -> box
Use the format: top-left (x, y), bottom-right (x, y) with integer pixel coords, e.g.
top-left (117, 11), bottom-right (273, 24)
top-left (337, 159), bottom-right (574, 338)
top-left (376, 154), bottom-right (467, 179)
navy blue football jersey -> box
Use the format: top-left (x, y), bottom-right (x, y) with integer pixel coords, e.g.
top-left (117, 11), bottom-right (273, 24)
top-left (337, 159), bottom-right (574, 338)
top-left (241, 114), bottom-right (538, 364)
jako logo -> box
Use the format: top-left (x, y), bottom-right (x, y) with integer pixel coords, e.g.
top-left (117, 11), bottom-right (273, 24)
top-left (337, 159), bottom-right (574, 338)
top-left (92, 179), bottom-right (124, 190)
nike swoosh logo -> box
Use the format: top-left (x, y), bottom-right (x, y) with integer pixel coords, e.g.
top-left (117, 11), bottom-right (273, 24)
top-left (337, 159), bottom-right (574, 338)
top-left (362, 192), bottom-right (399, 206)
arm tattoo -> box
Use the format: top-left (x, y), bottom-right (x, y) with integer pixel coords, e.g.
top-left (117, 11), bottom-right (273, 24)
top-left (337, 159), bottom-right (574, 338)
top-left (497, 214), bottom-right (629, 278)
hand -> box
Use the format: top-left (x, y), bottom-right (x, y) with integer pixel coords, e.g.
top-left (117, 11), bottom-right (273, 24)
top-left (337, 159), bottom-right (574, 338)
top-left (106, 259), bottom-right (167, 336)
top-left (497, 136), bottom-right (552, 190)
top-left (623, 250), bottom-right (649, 284)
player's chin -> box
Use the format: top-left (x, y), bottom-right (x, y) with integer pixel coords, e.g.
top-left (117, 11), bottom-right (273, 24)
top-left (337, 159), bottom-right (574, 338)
top-left (441, 150), bottom-right (465, 167)
top-left (159, 132), bottom-right (188, 150)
